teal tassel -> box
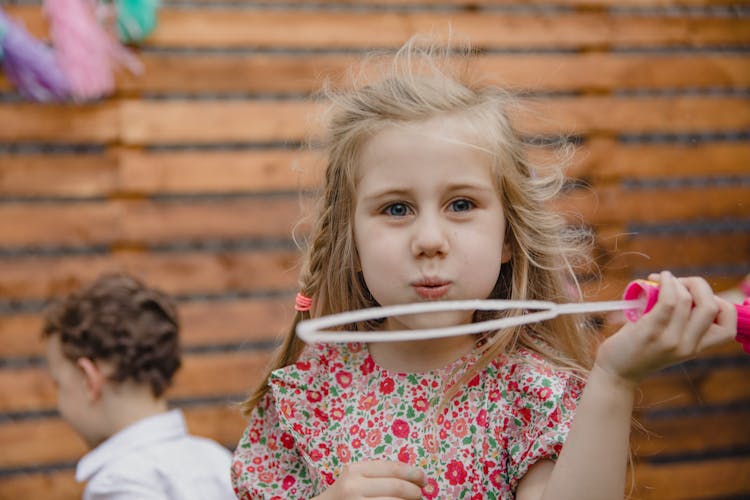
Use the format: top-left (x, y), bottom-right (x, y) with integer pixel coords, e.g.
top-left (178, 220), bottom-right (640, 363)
top-left (116, 0), bottom-right (159, 44)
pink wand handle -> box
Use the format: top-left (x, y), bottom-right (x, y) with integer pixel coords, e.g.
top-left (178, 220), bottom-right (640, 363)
top-left (623, 279), bottom-right (750, 354)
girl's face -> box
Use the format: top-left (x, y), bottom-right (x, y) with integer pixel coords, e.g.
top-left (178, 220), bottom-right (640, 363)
top-left (353, 115), bottom-right (511, 330)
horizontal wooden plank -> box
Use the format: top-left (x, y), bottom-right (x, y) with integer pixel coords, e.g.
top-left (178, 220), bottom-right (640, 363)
top-left (556, 183), bottom-right (750, 225)
top-left (0, 296), bottom-right (292, 358)
top-left (3, 402), bottom-right (748, 470)
top-left (4, 53), bottom-right (749, 96)
top-left (0, 250), bottom-right (300, 302)
top-left (2, 141), bottom-right (749, 198)
top-left (0, 470), bottom-right (82, 500)
top-left (3, 96), bottom-right (749, 144)
top-left (0, 230), bottom-right (747, 301)
top-left (595, 231), bottom-right (750, 272)
top-left (110, 53), bottom-right (750, 94)
top-left (0, 197), bottom-right (309, 247)
top-left (631, 457), bottom-right (750, 500)
top-left (1, 347), bottom-right (747, 414)
top-left (1, 458), bottom-right (748, 500)
top-left (7, 7), bottom-right (749, 49)
top-left (0, 405), bottom-right (245, 469)
top-left (0, 351), bottom-right (272, 414)
top-left (166, 0), bottom-right (750, 6)
top-left (1, 184), bottom-right (747, 248)
top-left (633, 409), bottom-right (750, 457)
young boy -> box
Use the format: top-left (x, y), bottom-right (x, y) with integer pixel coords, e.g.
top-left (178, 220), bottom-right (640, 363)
top-left (43, 273), bottom-right (236, 499)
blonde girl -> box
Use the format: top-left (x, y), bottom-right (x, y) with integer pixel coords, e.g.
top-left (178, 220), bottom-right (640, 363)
top-left (232, 39), bottom-right (737, 500)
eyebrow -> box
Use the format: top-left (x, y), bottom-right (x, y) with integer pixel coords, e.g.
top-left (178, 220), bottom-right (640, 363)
top-left (361, 182), bottom-right (495, 201)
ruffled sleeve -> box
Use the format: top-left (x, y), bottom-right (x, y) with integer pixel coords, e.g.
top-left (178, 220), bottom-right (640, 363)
top-left (496, 350), bottom-right (585, 490)
top-left (232, 375), bottom-right (319, 499)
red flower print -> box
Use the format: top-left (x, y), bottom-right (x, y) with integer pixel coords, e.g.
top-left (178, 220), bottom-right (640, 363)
top-left (259, 472), bottom-right (274, 483)
top-left (307, 390), bottom-right (322, 403)
top-left (489, 468), bottom-right (503, 488)
top-left (453, 418), bottom-right (468, 438)
top-left (248, 428), bottom-right (260, 443)
top-left (380, 377), bottom-right (395, 394)
top-left (423, 433), bottom-right (438, 453)
top-left (232, 460), bottom-right (242, 478)
top-left (446, 459), bottom-right (467, 485)
top-left (336, 370), bottom-right (352, 388)
top-left (412, 396), bottom-right (429, 412)
top-left (488, 389), bottom-right (501, 402)
top-left (476, 408), bottom-right (487, 427)
top-left (549, 407), bottom-right (561, 425)
top-left (336, 444), bottom-right (351, 463)
top-left (422, 478), bottom-right (439, 499)
top-left (282, 475), bottom-right (296, 491)
top-left (295, 360), bottom-right (311, 370)
top-left (309, 449), bottom-right (322, 462)
top-left (280, 432), bottom-right (295, 450)
top-left (398, 445), bottom-right (416, 465)
top-left (330, 406), bottom-right (345, 421)
top-left (468, 374), bottom-right (481, 387)
top-left (280, 399), bottom-right (295, 419)
top-left (366, 429), bottom-right (382, 447)
top-left (519, 407), bottom-right (532, 424)
top-left (267, 434), bottom-right (277, 451)
top-left (392, 418), bottom-right (410, 439)
top-left (360, 356), bottom-right (375, 375)
top-left (314, 407), bottom-right (329, 422)
top-left (322, 471), bottom-right (335, 485)
top-left (538, 386), bottom-right (552, 401)
top-left (358, 391), bottom-right (378, 411)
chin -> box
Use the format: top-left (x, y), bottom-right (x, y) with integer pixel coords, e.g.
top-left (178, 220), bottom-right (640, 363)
top-left (393, 310), bottom-right (472, 330)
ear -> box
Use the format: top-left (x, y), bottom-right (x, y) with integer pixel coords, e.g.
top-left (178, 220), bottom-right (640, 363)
top-left (76, 358), bottom-right (105, 403)
top-left (500, 239), bottom-right (512, 264)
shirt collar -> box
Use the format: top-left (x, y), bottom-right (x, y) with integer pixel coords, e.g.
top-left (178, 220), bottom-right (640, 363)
top-left (76, 409), bottom-right (188, 482)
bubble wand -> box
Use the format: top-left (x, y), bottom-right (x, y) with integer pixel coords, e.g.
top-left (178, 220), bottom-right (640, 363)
top-left (296, 280), bottom-right (750, 353)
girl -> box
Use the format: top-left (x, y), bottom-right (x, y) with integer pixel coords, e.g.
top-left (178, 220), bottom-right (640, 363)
top-left (232, 39), bottom-right (737, 500)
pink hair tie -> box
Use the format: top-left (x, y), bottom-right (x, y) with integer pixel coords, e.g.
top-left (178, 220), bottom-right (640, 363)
top-left (295, 292), bottom-right (313, 312)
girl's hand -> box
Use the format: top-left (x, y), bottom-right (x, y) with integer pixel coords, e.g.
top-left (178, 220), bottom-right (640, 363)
top-left (313, 460), bottom-right (426, 500)
top-left (596, 271), bottom-right (737, 387)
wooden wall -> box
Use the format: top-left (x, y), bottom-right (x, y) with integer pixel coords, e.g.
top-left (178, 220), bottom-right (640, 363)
top-left (1, 0), bottom-right (749, 498)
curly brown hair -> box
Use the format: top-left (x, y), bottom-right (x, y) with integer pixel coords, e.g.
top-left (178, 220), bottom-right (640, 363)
top-left (42, 273), bottom-right (182, 398)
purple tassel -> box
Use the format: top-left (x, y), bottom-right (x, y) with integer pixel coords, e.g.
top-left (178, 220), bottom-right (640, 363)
top-left (0, 8), bottom-right (70, 102)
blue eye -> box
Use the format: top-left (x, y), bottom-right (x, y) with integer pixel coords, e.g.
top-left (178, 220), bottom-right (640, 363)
top-left (449, 199), bottom-right (474, 212)
top-left (384, 203), bottom-right (410, 217)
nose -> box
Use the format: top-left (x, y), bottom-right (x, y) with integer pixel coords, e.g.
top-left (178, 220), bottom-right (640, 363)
top-left (411, 212), bottom-right (449, 258)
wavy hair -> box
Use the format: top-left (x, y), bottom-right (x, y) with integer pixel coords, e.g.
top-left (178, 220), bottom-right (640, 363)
top-left (242, 37), bottom-right (597, 414)
top-left (42, 273), bottom-right (181, 398)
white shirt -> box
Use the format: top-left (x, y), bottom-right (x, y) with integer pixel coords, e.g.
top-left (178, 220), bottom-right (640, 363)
top-left (76, 409), bottom-right (236, 500)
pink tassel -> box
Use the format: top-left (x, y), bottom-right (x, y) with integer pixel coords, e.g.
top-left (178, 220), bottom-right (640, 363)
top-left (45, 0), bottom-right (142, 101)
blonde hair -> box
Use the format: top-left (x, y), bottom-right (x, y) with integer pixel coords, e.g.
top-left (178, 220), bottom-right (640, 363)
top-left (242, 37), bottom-right (597, 415)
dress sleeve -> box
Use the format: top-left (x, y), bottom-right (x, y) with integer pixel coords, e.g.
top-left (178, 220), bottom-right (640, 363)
top-left (232, 390), bottom-right (318, 500)
top-left (502, 356), bottom-right (585, 490)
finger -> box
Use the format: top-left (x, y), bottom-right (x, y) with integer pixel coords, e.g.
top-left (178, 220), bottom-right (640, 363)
top-left (639, 272), bottom-right (687, 335)
top-left (358, 461), bottom-right (426, 487)
top-left (696, 299), bottom-right (738, 351)
top-left (358, 477), bottom-right (424, 499)
top-left (678, 277), bottom-right (720, 351)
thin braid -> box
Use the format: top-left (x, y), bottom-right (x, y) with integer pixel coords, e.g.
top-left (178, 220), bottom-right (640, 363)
top-left (240, 197), bottom-right (335, 415)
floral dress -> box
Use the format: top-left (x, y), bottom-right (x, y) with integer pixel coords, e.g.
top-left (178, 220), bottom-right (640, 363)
top-left (232, 342), bottom-right (584, 499)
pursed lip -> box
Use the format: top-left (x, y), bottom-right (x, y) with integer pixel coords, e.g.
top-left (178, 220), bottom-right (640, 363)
top-left (411, 278), bottom-right (452, 300)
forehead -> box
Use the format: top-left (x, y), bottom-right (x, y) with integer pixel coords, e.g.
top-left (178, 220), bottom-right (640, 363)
top-left (356, 115), bottom-right (495, 186)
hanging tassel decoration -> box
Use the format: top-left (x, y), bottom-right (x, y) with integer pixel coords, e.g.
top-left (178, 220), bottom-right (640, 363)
top-left (116, 0), bottom-right (160, 44)
top-left (0, 8), bottom-right (71, 102)
top-left (45, 0), bottom-right (142, 101)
